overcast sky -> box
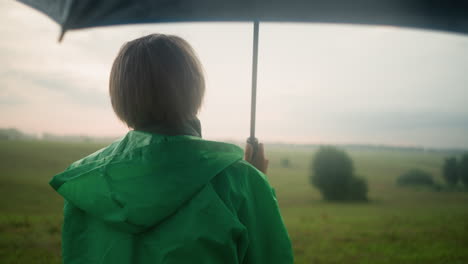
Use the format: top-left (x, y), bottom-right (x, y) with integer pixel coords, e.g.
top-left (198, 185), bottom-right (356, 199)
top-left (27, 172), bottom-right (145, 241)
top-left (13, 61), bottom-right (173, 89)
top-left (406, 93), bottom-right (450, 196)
top-left (1, 1), bottom-right (468, 148)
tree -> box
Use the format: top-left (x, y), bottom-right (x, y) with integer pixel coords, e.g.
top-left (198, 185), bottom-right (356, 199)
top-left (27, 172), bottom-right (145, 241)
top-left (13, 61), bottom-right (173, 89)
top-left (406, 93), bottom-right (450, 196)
top-left (310, 146), bottom-right (368, 201)
top-left (459, 153), bottom-right (468, 188)
top-left (442, 157), bottom-right (458, 187)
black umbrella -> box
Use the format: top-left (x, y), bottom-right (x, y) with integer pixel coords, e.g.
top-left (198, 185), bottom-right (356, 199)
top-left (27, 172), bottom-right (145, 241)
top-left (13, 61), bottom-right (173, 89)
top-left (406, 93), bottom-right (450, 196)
top-left (17, 0), bottom-right (468, 151)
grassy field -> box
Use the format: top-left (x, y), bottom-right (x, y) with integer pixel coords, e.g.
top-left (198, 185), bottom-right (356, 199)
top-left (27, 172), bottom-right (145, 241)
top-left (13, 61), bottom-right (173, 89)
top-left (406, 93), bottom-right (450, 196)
top-left (1, 140), bottom-right (468, 263)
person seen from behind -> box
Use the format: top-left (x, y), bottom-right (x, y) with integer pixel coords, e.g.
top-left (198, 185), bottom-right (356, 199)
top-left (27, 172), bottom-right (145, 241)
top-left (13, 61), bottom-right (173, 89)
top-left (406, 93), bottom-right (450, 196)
top-left (50, 34), bottom-right (293, 264)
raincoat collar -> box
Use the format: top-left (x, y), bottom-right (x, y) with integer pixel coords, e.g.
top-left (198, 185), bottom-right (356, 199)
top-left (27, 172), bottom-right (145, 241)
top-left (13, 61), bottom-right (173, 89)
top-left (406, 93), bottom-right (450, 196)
top-left (136, 118), bottom-right (202, 138)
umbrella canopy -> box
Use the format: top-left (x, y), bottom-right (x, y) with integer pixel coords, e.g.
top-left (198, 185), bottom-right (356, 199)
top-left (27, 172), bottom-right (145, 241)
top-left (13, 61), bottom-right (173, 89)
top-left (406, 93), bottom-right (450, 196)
top-left (16, 0), bottom-right (468, 148)
top-left (17, 0), bottom-right (468, 34)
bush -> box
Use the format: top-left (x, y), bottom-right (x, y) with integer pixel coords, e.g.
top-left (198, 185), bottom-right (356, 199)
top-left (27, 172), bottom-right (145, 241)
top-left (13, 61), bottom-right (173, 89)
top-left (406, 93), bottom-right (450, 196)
top-left (442, 157), bottom-right (458, 186)
top-left (310, 146), bottom-right (368, 201)
top-left (346, 176), bottom-right (369, 201)
top-left (459, 153), bottom-right (468, 188)
top-left (397, 169), bottom-right (434, 187)
top-left (281, 158), bottom-right (291, 168)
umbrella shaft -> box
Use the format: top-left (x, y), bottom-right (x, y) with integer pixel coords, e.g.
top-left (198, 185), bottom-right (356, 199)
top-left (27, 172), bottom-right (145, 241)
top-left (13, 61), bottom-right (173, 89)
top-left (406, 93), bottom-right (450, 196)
top-left (250, 20), bottom-right (259, 141)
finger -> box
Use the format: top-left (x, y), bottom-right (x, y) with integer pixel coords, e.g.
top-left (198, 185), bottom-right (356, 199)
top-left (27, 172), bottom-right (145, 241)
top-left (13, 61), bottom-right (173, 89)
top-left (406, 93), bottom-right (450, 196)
top-left (257, 143), bottom-right (265, 161)
top-left (244, 143), bottom-right (253, 161)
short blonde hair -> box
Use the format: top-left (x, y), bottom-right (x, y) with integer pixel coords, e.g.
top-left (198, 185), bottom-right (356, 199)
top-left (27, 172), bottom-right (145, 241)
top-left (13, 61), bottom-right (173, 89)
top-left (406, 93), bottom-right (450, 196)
top-left (109, 34), bottom-right (205, 129)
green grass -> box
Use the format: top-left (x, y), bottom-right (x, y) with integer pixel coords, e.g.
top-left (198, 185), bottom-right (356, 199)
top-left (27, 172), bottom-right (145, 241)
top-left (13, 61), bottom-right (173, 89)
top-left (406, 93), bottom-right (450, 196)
top-left (1, 140), bottom-right (468, 263)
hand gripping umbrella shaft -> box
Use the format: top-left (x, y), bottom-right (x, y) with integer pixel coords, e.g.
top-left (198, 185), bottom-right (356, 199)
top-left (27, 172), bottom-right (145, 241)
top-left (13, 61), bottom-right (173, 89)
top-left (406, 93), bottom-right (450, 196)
top-left (247, 21), bottom-right (260, 156)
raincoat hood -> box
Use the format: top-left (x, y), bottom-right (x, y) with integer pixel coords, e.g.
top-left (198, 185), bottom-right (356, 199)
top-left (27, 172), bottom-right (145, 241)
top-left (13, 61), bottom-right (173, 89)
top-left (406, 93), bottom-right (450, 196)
top-left (50, 130), bottom-right (243, 234)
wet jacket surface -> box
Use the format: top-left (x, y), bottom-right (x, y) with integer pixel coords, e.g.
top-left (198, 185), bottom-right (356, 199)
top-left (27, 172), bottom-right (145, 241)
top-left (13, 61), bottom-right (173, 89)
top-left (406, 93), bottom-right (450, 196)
top-left (50, 130), bottom-right (293, 264)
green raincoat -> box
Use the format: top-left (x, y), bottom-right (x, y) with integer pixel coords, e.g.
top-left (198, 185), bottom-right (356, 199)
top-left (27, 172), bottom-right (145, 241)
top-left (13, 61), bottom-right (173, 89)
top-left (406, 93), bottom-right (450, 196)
top-left (50, 130), bottom-right (293, 264)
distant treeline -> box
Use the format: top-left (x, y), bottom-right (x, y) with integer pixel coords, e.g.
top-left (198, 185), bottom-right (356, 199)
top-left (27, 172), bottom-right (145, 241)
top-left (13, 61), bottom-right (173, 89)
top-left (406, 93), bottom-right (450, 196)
top-left (0, 128), bottom-right (119, 143)
top-left (0, 128), bottom-right (37, 141)
top-left (267, 143), bottom-right (468, 155)
top-left (1, 127), bottom-right (467, 154)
